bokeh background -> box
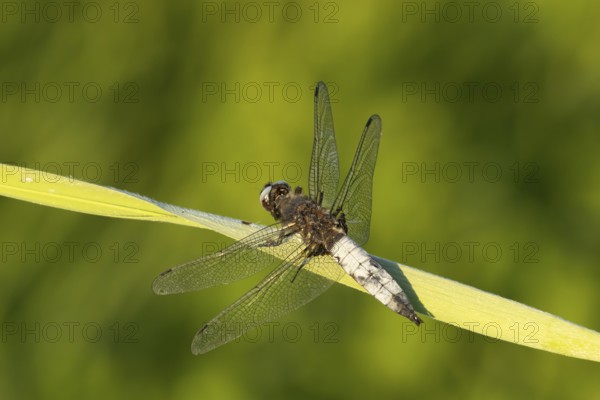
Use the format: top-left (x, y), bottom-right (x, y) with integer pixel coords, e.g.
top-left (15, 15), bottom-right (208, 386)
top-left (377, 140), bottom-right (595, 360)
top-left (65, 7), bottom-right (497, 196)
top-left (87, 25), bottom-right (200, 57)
top-left (1, 1), bottom-right (599, 399)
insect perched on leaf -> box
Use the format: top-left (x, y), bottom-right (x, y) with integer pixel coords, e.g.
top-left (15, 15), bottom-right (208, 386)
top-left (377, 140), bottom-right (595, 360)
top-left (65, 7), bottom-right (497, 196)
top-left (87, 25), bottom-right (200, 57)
top-left (153, 82), bottom-right (421, 354)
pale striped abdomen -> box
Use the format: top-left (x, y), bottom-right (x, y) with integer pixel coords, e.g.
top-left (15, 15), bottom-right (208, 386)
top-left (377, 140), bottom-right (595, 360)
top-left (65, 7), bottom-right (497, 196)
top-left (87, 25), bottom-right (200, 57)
top-left (330, 236), bottom-right (422, 325)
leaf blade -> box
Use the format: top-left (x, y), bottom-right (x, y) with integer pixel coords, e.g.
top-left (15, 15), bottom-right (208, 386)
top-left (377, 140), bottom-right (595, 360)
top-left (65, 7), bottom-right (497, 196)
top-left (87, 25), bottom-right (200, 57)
top-left (1, 162), bottom-right (598, 361)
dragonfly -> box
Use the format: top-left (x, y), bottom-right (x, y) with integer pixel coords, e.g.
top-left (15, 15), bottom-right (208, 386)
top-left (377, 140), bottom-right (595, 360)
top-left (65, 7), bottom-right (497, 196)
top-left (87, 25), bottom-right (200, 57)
top-left (153, 81), bottom-right (422, 354)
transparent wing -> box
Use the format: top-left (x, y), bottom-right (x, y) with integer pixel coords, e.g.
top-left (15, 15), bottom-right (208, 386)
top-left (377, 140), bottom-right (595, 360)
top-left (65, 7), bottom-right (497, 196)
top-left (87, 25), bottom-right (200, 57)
top-left (191, 251), bottom-right (345, 355)
top-left (308, 81), bottom-right (340, 208)
top-left (331, 115), bottom-right (382, 246)
top-left (152, 224), bottom-right (299, 295)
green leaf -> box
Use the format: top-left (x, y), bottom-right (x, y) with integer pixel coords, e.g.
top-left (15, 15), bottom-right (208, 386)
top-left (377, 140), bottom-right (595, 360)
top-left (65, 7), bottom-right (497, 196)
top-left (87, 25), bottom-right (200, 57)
top-left (1, 163), bottom-right (598, 362)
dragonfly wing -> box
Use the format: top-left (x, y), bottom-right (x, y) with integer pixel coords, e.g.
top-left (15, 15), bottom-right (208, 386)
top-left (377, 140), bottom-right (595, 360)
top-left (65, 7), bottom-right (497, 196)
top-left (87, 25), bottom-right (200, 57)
top-left (331, 115), bottom-right (382, 246)
top-left (308, 81), bottom-right (340, 208)
top-left (152, 224), bottom-right (301, 295)
top-left (191, 251), bottom-right (345, 354)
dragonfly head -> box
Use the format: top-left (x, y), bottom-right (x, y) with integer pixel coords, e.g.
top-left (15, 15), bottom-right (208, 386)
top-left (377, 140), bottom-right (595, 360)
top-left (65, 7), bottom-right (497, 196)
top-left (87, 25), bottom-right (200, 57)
top-left (260, 181), bottom-right (291, 220)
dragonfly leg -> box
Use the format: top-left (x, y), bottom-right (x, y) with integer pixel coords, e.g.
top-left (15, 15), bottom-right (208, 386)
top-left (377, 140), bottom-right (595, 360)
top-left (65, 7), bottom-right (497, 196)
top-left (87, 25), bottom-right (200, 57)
top-left (290, 257), bottom-right (311, 283)
top-left (260, 225), bottom-right (298, 248)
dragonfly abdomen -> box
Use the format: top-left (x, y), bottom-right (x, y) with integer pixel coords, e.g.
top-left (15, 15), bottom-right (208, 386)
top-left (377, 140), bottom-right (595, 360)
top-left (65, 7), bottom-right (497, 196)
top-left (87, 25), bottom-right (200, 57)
top-left (330, 236), bottom-right (422, 325)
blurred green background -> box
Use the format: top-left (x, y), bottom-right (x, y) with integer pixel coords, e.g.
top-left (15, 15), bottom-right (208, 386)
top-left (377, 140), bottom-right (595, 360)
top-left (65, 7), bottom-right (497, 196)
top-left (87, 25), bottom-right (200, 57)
top-left (1, 1), bottom-right (599, 399)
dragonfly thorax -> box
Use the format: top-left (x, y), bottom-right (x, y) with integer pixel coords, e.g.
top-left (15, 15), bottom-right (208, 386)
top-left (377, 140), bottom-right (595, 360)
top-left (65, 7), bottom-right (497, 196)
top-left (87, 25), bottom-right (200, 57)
top-left (261, 180), bottom-right (346, 255)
